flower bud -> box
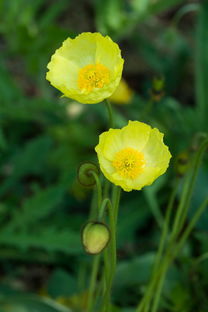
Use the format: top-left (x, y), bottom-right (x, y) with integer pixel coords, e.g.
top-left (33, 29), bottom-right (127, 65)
top-left (82, 222), bottom-right (110, 255)
top-left (77, 162), bottom-right (99, 187)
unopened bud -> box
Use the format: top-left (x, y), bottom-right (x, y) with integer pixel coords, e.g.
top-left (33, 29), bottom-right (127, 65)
top-left (82, 222), bottom-right (110, 255)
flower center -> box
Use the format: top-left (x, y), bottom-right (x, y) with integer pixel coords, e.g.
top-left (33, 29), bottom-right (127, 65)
top-left (112, 147), bottom-right (145, 179)
top-left (78, 64), bottom-right (110, 92)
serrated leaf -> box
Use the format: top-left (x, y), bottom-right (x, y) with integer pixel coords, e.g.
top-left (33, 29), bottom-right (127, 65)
top-left (0, 135), bottom-right (52, 196)
top-left (0, 228), bottom-right (82, 255)
top-left (5, 184), bottom-right (65, 231)
top-left (48, 268), bottom-right (77, 298)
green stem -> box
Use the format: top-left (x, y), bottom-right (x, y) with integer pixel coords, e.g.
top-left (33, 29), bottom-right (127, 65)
top-left (136, 180), bottom-right (178, 312)
top-left (150, 258), bottom-right (169, 312)
top-left (98, 198), bottom-right (111, 220)
top-left (176, 197), bottom-right (208, 255)
top-left (195, 252), bottom-right (208, 265)
top-left (105, 99), bottom-right (114, 128)
top-left (177, 138), bottom-right (208, 230)
top-left (103, 186), bottom-right (121, 312)
top-left (170, 138), bottom-right (208, 241)
top-left (89, 170), bottom-right (102, 216)
top-left (150, 196), bottom-right (208, 312)
top-left (137, 137), bottom-right (208, 312)
top-left (172, 3), bottom-right (199, 26)
top-left (138, 194), bottom-right (208, 312)
top-left (152, 180), bottom-right (178, 274)
top-left (87, 254), bottom-right (101, 312)
top-left (103, 178), bottom-right (110, 199)
top-left (87, 171), bottom-right (103, 312)
top-left (89, 187), bottom-right (98, 221)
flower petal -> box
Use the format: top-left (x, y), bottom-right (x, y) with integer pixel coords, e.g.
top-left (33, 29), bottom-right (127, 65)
top-left (142, 128), bottom-right (171, 170)
top-left (46, 55), bottom-right (79, 93)
top-left (121, 121), bottom-right (151, 151)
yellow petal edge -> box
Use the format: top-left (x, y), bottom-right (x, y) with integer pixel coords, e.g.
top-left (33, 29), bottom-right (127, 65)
top-left (46, 32), bottom-right (124, 104)
top-left (95, 120), bottom-right (172, 192)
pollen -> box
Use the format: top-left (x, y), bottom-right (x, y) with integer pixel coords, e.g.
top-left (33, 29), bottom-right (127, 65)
top-left (112, 147), bottom-right (146, 179)
top-left (78, 63), bottom-right (110, 92)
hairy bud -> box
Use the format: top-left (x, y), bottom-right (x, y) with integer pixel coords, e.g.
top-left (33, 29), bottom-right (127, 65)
top-left (82, 222), bottom-right (110, 254)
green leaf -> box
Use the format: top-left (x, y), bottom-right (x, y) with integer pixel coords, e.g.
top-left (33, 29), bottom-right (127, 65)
top-left (114, 253), bottom-right (155, 291)
top-left (0, 295), bottom-right (72, 312)
top-left (48, 268), bottom-right (77, 298)
top-left (5, 184), bottom-right (65, 231)
top-left (0, 228), bottom-right (82, 255)
top-left (0, 135), bottom-right (53, 196)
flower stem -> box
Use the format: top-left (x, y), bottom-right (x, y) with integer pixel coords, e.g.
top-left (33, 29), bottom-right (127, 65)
top-left (152, 179), bottom-right (178, 275)
top-left (87, 254), bottom-right (101, 312)
top-left (89, 170), bottom-right (102, 216)
top-left (105, 99), bottom-right (114, 128)
top-left (136, 136), bottom-right (208, 312)
top-left (136, 180), bottom-right (178, 312)
top-left (111, 186), bottom-right (121, 270)
top-left (87, 171), bottom-right (103, 312)
top-left (150, 196), bottom-right (208, 312)
top-left (103, 186), bottom-right (121, 311)
top-left (170, 137), bottom-right (208, 242)
top-left (176, 197), bottom-right (208, 255)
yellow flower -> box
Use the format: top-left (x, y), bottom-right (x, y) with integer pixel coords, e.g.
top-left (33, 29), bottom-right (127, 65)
top-left (109, 78), bottom-right (133, 104)
top-left (46, 32), bottom-right (124, 104)
top-left (95, 121), bottom-right (171, 192)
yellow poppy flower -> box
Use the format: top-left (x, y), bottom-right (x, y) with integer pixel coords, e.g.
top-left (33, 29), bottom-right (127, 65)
top-left (95, 121), bottom-right (171, 191)
top-left (109, 78), bottom-right (133, 104)
top-left (46, 32), bottom-right (124, 104)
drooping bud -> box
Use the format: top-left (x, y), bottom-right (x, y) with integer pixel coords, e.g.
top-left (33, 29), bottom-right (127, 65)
top-left (82, 222), bottom-right (110, 255)
top-left (77, 162), bottom-right (99, 187)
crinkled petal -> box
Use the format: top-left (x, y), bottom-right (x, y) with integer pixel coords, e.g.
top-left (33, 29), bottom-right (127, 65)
top-left (121, 121), bottom-right (151, 151)
top-left (56, 34), bottom-right (96, 67)
top-left (46, 55), bottom-right (79, 93)
top-left (95, 129), bottom-right (123, 161)
top-left (142, 128), bottom-right (171, 170)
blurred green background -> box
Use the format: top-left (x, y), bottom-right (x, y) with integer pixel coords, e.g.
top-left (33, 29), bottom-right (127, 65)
top-left (0, 0), bottom-right (208, 311)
